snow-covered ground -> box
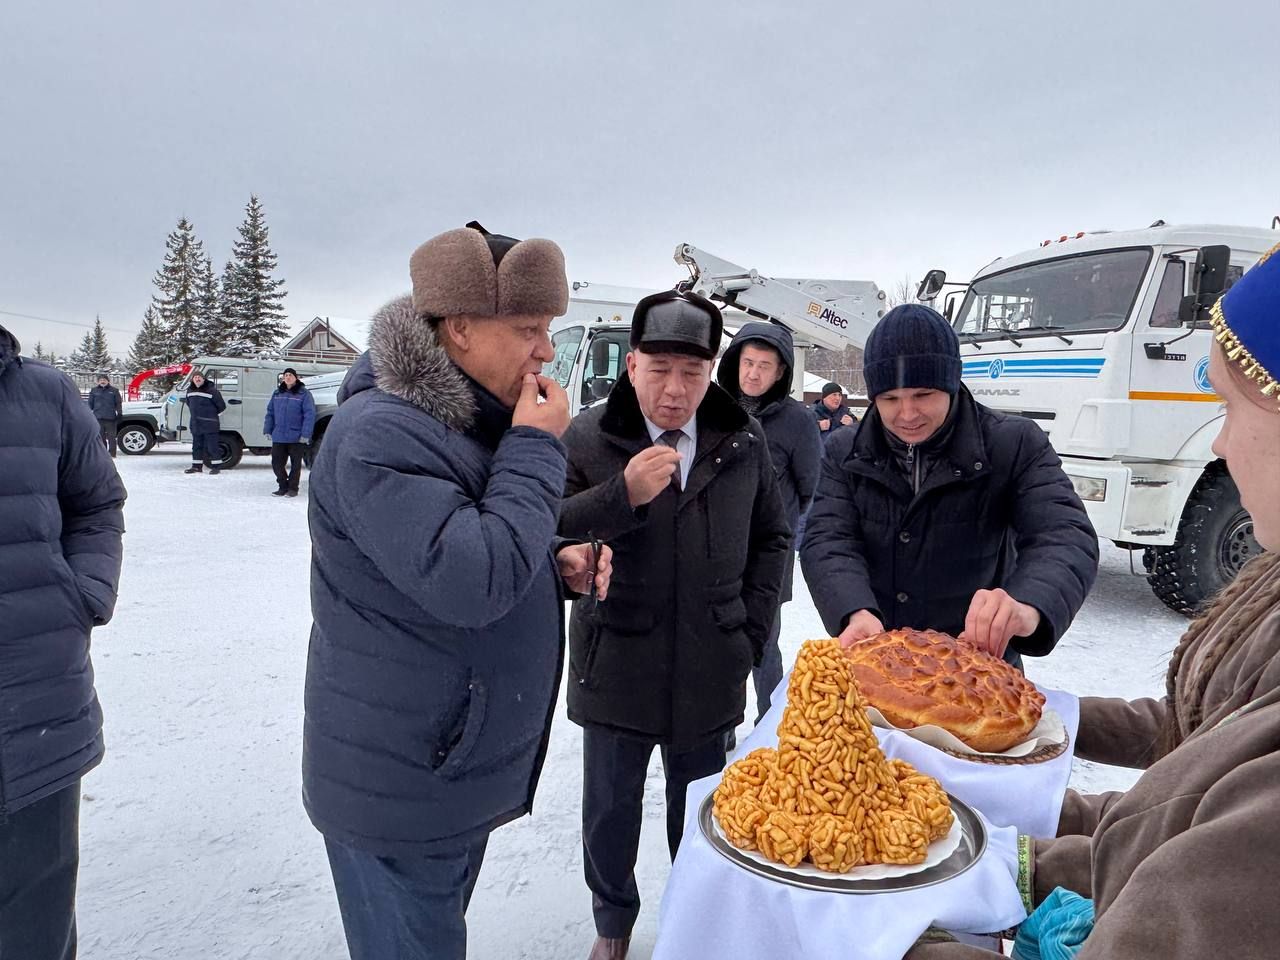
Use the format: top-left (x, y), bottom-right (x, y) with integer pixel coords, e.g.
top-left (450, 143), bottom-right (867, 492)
top-left (78, 448), bottom-right (1185, 959)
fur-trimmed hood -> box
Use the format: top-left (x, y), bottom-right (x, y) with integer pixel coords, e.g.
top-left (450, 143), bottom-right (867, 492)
top-left (339, 294), bottom-right (477, 433)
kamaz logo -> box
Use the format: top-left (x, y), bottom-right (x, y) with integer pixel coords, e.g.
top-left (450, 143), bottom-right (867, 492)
top-left (806, 302), bottom-right (849, 329)
top-left (989, 358), bottom-right (1006, 379)
top-left (1195, 356), bottom-right (1213, 393)
top-left (972, 387), bottom-right (1022, 397)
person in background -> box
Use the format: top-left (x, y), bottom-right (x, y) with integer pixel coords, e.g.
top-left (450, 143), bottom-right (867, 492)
top-left (558, 290), bottom-right (791, 960)
top-left (0, 323), bottom-right (126, 960)
top-left (907, 241), bottom-right (1280, 960)
top-left (304, 222), bottom-right (610, 960)
top-left (716, 322), bottom-right (822, 725)
top-left (263, 367), bottom-right (316, 497)
top-left (812, 381), bottom-right (857, 440)
top-left (87, 372), bottom-right (123, 458)
top-left (183, 371), bottom-right (226, 475)
top-left (801, 304), bottom-right (1098, 668)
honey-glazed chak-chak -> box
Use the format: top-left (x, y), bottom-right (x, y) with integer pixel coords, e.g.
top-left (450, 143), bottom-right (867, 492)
top-left (713, 639), bottom-right (953, 872)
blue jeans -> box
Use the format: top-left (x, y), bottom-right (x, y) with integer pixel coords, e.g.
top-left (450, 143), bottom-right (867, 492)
top-left (325, 832), bottom-right (489, 960)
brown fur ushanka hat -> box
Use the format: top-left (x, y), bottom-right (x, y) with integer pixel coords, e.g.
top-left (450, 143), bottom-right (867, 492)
top-left (409, 221), bottom-right (569, 319)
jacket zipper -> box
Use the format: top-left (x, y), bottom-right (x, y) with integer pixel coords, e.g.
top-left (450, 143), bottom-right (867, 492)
top-left (906, 443), bottom-right (921, 495)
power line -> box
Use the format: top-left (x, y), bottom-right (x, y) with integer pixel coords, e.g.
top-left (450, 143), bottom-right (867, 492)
top-left (0, 308), bottom-right (137, 336)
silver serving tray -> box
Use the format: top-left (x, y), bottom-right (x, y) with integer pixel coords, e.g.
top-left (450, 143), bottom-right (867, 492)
top-left (699, 792), bottom-right (987, 894)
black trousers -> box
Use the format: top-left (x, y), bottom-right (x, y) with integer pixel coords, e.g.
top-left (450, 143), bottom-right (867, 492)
top-left (325, 832), bottom-right (489, 960)
top-left (0, 782), bottom-right (80, 960)
top-left (190, 431), bottom-right (221, 465)
top-left (96, 418), bottom-right (117, 456)
top-left (271, 442), bottom-right (305, 492)
top-left (582, 726), bottom-right (727, 939)
top-left (751, 609), bottom-right (785, 724)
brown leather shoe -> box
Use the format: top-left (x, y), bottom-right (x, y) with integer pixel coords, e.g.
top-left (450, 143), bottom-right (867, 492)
top-left (587, 936), bottom-right (629, 960)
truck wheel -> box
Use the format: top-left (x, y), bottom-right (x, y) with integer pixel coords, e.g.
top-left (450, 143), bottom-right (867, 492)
top-left (1146, 463), bottom-right (1262, 616)
top-left (215, 433), bottom-right (245, 470)
top-left (117, 424), bottom-right (156, 455)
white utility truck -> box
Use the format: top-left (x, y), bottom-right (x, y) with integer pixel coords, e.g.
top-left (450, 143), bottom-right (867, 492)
top-left (546, 246), bottom-right (886, 415)
top-left (917, 222), bottom-right (1276, 614)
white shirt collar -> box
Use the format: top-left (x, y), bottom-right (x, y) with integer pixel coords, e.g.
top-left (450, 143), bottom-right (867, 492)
top-left (642, 416), bottom-right (696, 446)
top-left (642, 415), bottom-right (697, 488)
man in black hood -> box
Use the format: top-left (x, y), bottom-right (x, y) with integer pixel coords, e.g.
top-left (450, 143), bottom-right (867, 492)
top-left (716, 322), bottom-right (822, 720)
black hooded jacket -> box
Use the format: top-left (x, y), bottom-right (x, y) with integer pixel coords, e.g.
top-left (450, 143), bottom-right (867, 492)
top-left (716, 322), bottom-right (823, 534)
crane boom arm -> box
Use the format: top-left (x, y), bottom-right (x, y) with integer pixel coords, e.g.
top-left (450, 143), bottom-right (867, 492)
top-left (673, 244), bottom-right (885, 351)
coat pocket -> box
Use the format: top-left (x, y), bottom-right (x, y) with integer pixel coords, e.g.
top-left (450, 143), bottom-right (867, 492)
top-left (55, 556), bottom-right (94, 627)
top-left (433, 678), bottom-right (489, 781)
top-left (711, 598), bottom-right (747, 631)
top-left (712, 597), bottom-right (754, 673)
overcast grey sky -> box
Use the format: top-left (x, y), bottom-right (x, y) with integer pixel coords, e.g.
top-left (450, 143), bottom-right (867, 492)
top-left (3, 0), bottom-right (1277, 357)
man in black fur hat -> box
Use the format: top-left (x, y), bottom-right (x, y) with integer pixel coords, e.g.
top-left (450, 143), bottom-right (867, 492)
top-left (558, 290), bottom-right (791, 960)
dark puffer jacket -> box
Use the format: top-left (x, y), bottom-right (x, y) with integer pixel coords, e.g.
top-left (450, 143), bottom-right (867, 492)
top-left (263, 380), bottom-right (316, 443)
top-left (800, 387), bottom-right (1098, 665)
top-left (184, 379), bottom-right (225, 436)
top-left (304, 296), bottom-right (570, 855)
top-left (812, 398), bottom-right (858, 442)
top-left (87, 383), bottom-right (122, 420)
top-left (558, 373), bottom-right (792, 749)
top-left (0, 325), bottom-right (126, 817)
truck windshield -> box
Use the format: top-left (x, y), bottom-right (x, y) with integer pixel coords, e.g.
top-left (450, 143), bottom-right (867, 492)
top-left (545, 326), bottom-right (584, 387)
top-left (954, 247), bottom-right (1152, 340)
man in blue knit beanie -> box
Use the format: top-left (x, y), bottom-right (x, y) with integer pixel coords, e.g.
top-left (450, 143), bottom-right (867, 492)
top-left (800, 303), bottom-right (1099, 668)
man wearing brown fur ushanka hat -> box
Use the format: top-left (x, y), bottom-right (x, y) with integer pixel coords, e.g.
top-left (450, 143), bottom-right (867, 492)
top-left (304, 222), bottom-right (613, 960)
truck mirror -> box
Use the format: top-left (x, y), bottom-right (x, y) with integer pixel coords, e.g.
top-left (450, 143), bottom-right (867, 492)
top-left (1179, 245), bottom-right (1232, 325)
top-left (1192, 245), bottom-right (1231, 299)
top-left (916, 269), bottom-right (947, 302)
top-left (590, 338), bottom-right (613, 373)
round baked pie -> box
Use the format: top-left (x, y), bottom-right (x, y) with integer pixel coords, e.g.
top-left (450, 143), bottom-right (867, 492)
top-left (842, 629), bottom-right (1046, 752)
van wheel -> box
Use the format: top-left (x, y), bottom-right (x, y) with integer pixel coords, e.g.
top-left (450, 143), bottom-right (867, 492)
top-left (1146, 463), bottom-right (1261, 616)
top-left (117, 424), bottom-right (156, 455)
top-left (216, 434), bottom-right (244, 470)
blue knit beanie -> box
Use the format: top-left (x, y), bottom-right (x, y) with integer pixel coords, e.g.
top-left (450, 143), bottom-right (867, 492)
top-left (863, 304), bottom-right (962, 399)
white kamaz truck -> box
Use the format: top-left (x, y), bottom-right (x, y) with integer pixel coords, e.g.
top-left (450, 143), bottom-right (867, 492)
top-left (917, 222), bottom-right (1275, 614)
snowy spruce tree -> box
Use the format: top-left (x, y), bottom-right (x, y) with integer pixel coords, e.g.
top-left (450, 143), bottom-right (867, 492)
top-left (86, 315), bottom-right (114, 371)
top-left (68, 317), bottom-right (113, 372)
top-left (127, 305), bottom-right (170, 373)
top-left (218, 258), bottom-right (252, 355)
top-left (194, 254), bottom-right (226, 356)
top-left (223, 195), bottom-right (289, 353)
top-left (151, 217), bottom-right (209, 363)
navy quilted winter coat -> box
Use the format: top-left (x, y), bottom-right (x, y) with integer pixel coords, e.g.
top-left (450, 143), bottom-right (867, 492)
top-left (0, 325), bottom-right (126, 817)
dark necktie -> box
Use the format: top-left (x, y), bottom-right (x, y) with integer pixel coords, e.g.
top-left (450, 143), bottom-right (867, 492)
top-left (657, 429), bottom-right (684, 491)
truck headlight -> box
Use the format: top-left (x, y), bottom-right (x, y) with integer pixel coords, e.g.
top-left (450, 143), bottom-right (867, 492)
top-left (1071, 476), bottom-right (1108, 502)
